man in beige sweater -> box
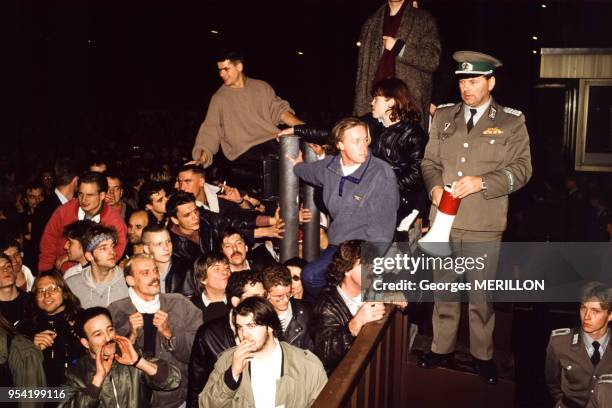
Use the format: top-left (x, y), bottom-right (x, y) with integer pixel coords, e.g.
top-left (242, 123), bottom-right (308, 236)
top-left (192, 51), bottom-right (304, 168)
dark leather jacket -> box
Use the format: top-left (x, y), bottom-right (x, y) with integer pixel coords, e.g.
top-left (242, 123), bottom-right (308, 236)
top-left (284, 298), bottom-right (314, 351)
top-left (309, 286), bottom-right (355, 373)
top-left (294, 115), bottom-right (427, 218)
top-left (62, 355), bottom-right (181, 408)
top-left (170, 207), bottom-right (257, 264)
top-left (165, 255), bottom-right (197, 298)
top-left (186, 315), bottom-right (235, 408)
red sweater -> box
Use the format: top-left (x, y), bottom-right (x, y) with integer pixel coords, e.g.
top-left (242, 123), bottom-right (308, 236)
top-left (38, 198), bottom-right (128, 272)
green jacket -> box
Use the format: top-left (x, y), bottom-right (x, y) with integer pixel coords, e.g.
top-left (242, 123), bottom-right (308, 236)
top-left (200, 341), bottom-right (327, 408)
top-left (60, 355), bottom-right (181, 408)
top-left (0, 329), bottom-right (46, 408)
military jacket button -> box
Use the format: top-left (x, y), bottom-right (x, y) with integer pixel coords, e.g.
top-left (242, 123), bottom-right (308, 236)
top-left (463, 142), bottom-right (469, 148)
top-left (457, 171), bottom-right (463, 177)
top-left (461, 157), bottom-right (466, 163)
top-left (490, 140), bottom-right (495, 144)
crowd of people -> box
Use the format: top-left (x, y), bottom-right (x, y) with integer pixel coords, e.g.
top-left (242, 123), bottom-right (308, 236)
top-left (2, 1), bottom-right (612, 407)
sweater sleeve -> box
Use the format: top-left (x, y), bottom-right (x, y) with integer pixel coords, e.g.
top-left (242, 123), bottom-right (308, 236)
top-left (293, 161), bottom-right (326, 188)
top-left (38, 206), bottom-right (64, 272)
top-left (192, 95), bottom-right (224, 167)
top-left (264, 81), bottom-right (293, 126)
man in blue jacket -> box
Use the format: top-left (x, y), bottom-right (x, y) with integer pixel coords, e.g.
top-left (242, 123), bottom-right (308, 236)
top-left (288, 117), bottom-right (399, 299)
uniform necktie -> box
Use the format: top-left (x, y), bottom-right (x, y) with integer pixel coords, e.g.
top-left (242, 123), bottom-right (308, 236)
top-left (467, 108), bottom-right (477, 132)
top-left (592, 341), bottom-right (601, 366)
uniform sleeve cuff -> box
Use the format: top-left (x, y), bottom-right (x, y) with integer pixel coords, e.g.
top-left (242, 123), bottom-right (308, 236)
top-left (224, 367), bottom-right (242, 391)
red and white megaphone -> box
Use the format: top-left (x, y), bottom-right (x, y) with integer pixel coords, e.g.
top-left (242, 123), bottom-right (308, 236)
top-left (418, 184), bottom-right (461, 257)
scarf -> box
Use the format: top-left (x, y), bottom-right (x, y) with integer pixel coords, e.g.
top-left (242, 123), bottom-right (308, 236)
top-left (128, 287), bottom-right (160, 314)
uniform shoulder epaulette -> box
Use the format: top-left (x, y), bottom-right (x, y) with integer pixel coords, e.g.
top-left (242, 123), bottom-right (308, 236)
top-left (503, 107), bottom-right (523, 117)
top-left (436, 103), bottom-right (456, 109)
top-left (551, 328), bottom-right (571, 337)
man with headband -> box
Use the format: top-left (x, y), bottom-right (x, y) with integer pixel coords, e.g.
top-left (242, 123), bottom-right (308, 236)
top-left (66, 224), bottom-right (128, 308)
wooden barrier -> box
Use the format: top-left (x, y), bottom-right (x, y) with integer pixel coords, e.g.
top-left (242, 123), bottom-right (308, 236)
top-left (312, 306), bottom-right (410, 408)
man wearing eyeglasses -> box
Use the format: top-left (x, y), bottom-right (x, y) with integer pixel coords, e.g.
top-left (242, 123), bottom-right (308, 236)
top-left (200, 297), bottom-right (327, 408)
top-left (262, 264), bottom-right (313, 351)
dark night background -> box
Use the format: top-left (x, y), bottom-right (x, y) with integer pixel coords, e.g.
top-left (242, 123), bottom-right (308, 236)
top-left (5, 0), bottom-right (612, 159)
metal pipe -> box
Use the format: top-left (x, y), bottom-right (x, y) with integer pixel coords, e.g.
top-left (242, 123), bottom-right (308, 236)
top-left (302, 143), bottom-right (320, 262)
top-left (279, 136), bottom-right (300, 262)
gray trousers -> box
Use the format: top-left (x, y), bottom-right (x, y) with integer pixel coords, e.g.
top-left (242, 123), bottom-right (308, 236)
top-left (430, 228), bottom-right (502, 361)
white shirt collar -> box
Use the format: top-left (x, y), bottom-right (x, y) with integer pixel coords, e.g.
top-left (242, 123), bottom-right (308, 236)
top-left (55, 188), bottom-right (69, 205)
top-left (201, 290), bottom-right (227, 307)
top-left (582, 328), bottom-right (610, 358)
top-left (78, 206), bottom-right (101, 223)
top-left (463, 98), bottom-right (492, 127)
top-left (278, 301), bottom-right (293, 332)
top-left (337, 286), bottom-right (363, 316)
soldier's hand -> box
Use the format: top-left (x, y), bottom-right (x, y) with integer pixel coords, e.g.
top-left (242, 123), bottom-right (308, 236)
top-left (452, 176), bottom-right (483, 199)
top-left (431, 186), bottom-right (444, 207)
top-left (382, 36), bottom-right (397, 51)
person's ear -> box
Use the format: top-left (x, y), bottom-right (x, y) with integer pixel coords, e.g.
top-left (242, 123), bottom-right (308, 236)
top-left (80, 338), bottom-right (90, 350)
top-left (235, 62), bottom-right (244, 73)
top-left (99, 192), bottom-right (106, 201)
top-left (170, 216), bottom-right (179, 226)
top-left (125, 275), bottom-right (135, 287)
top-left (488, 76), bottom-right (496, 92)
top-left (85, 252), bottom-right (94, 262)
top-left (337, 141), bottom-right (345, 152)
top-left (231, 296), bottom-right (240, 308)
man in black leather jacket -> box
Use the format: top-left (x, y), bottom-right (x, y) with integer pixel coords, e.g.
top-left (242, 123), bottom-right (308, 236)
top-left (262, 264), bottom-right (313, 351)
top-left (186, 269), bottom-right (266, 408)
top-left (142, 224), bottom-right (198, 298)
top-left (166, 192), bottom-right (282, 266)
top-left (309, 240), bottom-right (386, 373)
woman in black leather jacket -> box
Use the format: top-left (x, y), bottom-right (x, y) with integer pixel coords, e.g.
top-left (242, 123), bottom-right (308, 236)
top-left (284, 77), bottom-right (427, 225)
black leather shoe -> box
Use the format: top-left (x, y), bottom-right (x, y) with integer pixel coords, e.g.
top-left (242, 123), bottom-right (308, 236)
top-left (417, 351), bottom-right (453, 369)
top-left (473, 357), bottom-right (498, 384)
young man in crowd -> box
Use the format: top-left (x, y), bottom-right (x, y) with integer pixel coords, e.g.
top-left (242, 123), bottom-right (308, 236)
top-left (0, 253), bottom-right (29, 325)
top-left (142, 224), bottom-right (197, 297)
top-left (61, 220), bottom-right (95, 280)
top-left (127, 210), bottom-right (150, 257)
top-left (39, 171), bottom-right (127, 272)
top-left (1, 234), bottom-right (35, 292)
top-left (66, 224), bottom-right (128, 308)
top-left (200, 297), bottom-right (327, 407)
top-left (186, 269), bottom-right (266, 408)
top-left (546, 282), bottom-right (612, 407)
top-left (262, 264), bottom-right (313, 350)
top-left (108, 254), bottom-right (202, 408)
top-left (62, 307), bottom-right (181, 407)
top-left (191, 252), bottom-right (231, 323)
top-left (105, 172), bottom-right (129, 219)
top-left (310, 240), bottom-right (386, 373)
top-left (284, 257), bottom-right (307, 301)
top-left (139, 181), bottom-right (169, 226)
top-left (290, 117), bottom-right (399, 298)
top-left (220, 228), bottom-right (253, 272)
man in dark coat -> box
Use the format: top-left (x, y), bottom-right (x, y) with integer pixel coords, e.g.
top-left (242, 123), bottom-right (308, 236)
top-left (354, 0), bottom-right (441, 130)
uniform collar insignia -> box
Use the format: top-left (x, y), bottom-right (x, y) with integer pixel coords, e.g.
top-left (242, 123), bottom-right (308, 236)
top-left (444, 122), bottom-right (451, 131)
top-left (488, 105), bottom-right (497, 120)
top-left (483, 127), bottom-right (503, 135)
top-left (572, 333), bottom-right (579, 345)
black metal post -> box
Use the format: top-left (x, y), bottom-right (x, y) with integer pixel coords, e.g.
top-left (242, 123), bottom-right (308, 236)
top-left (279, 136), bottom-right (300, 262)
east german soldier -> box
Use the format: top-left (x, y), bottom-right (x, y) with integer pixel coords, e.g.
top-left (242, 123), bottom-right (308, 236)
top-left (418, 51), bottom-right (532, 383)
top-left (545, 283), bottom-right (612, 408)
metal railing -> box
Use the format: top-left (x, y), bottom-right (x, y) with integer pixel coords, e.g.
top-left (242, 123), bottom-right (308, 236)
top-left (312, 306), bottom-right (410, 408)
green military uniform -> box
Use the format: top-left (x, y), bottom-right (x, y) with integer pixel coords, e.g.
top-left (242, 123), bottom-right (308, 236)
top-left (545, 328), bottom-right (612, 408)
top-left (593, 374), bottom-right (612, 408)
top-left (420, 51), bottom-right (532, 361)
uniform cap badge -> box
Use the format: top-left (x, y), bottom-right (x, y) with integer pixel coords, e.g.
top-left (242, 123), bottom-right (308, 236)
top-left (461, 62), bottom-right (473, 71)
